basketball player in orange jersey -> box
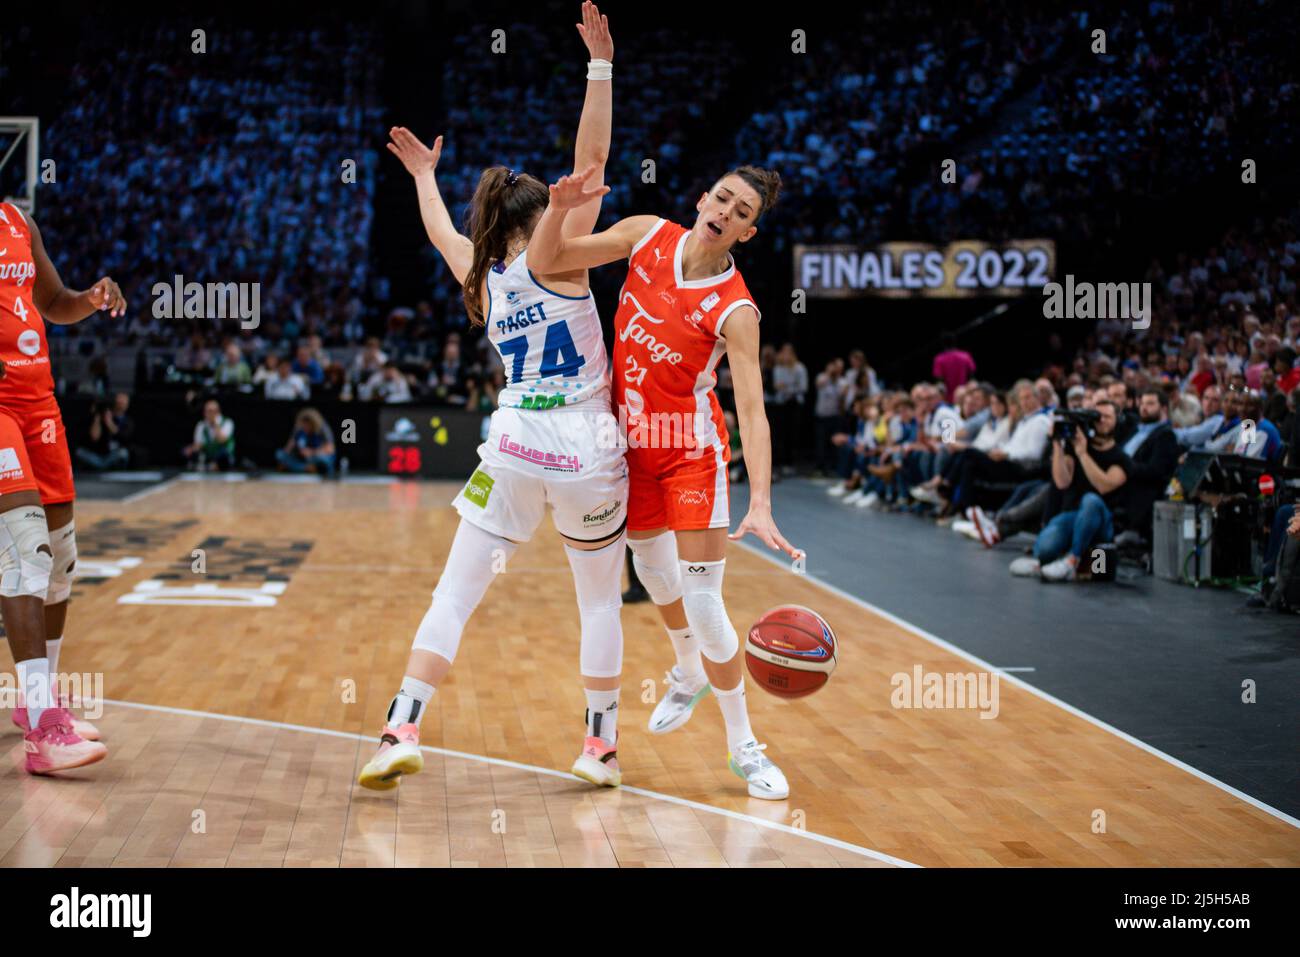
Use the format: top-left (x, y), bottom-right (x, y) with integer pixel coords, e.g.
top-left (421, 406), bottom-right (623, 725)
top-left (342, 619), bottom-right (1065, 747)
top-left (0, 199), bottom-right (124, 773)
top-left (358, 2), bottom-right (633, 790)
top-left (529, 164), bottom-right (802, 799)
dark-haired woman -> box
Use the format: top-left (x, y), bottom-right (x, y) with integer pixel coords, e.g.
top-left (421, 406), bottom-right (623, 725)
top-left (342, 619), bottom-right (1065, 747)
top-left (529, 163), bottom-right (803, 799)
top-left (359, 2), bottom-right (629, 791)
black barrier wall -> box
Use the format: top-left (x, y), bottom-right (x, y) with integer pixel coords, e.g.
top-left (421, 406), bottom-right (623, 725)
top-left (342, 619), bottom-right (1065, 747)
top-left (61, 394), bottom-right (486, 477)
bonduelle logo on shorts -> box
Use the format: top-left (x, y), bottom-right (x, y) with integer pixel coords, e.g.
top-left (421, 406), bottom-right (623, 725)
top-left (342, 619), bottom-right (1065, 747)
top-left (677, 488), bottom-right (709, 506)
top-left (582, 500), bottom-right (621, 526)
top-left (463, 469), bottom-right (494, 508)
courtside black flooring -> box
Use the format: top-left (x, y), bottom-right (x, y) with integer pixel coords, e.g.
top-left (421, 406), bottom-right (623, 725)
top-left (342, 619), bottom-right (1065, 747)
top-left (733, 477), bottom-right (1300, 819)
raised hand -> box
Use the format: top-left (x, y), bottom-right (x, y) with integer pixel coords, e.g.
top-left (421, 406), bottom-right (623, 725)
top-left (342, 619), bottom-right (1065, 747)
top-left (576, 1), bottom-right (613, 61)
top-left (387, 126), bottom-right (443, 178)
top-left (86, 277), bottom-right (126, 318)
top-left (548, 164), bottom-right (610, 210)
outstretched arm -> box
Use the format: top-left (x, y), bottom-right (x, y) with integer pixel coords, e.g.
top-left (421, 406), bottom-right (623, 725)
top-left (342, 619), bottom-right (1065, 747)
top-left (29, 216), bottom-right (126, 324)
top-left (529, 166), bottom-right (656, 273)
top-left (565, 1), bottom-right (613, 239)
top-left (724, 307), bottom-right (801, 559)
top-left (387, 127), bottom-right (474, 285)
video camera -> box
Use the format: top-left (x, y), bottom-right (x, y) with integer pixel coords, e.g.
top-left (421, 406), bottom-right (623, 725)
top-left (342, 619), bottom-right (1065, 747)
top-left (1051, 408), bottom-right (1100, 443)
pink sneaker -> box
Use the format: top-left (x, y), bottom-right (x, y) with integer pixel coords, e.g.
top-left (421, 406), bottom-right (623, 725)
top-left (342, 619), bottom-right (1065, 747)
top-left (571, 734), bottom-right (621, 787)
top-left (357, 723), bottom-right (423, 791)
top-left (24, 709), bottom-right (108, 775)
top-left (12, 693), bottom-right (102, 741)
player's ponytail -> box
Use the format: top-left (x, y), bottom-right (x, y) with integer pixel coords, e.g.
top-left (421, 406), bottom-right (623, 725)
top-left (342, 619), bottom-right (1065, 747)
top-left (462, 166), bottom-right (550, 326)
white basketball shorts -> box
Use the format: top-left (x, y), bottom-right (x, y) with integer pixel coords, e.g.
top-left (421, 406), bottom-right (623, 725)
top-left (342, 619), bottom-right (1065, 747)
top-left (452, 404), bottom-right (628, 543)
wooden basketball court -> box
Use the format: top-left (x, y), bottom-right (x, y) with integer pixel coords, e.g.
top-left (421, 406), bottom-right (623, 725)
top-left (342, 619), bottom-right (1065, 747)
top-left (2, 477), bottom-right (1297, 867)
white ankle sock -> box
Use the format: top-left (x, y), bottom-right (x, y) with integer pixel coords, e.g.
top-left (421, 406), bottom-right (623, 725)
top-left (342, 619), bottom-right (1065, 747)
top-left (17, 657), bottom-right (52, 728)
top-left (584, 687), bottom-right (619, 745)
top-left (387, 676), bottom-right (435, 729)
top-left (667, 627), bottom-right (704, 681)
top-left (713, 681), bottom-right (754, 750)
top-left (46, 637), bottom-right (63, 680)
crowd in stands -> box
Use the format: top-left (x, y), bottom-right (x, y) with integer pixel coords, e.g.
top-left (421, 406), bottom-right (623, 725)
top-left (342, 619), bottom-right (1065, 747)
top-left (735, 1), bottom-right (1070, 250)
top-left (904, 1), bottom-right (1298, 250)
top-left (815, 205), bottom-right (1300, 606)
top-left (36, 18), bottom-right (383, 356)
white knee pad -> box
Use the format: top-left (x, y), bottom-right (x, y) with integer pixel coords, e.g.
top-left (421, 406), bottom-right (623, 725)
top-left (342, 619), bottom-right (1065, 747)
top-left (678, 559), bottom-right (738, 664)
top-left (46, 521), bottom-right (77, 605)
top-left (411, 519), bottom-right (517, 664)
top-left (564, 534), bottom-right (625, 679)
top-left (627, 531), bottom-right (682, 606)
top-left (0, 506), bottom-right (52, 600)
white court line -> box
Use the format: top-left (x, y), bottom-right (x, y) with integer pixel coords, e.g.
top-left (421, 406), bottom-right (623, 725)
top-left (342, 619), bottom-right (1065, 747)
top-left (735, 539), bottom-right (1300, 830)
top-left (997, 667), bottom-right (1037, 673)
top-left (100, 697), bottom-right (919, 868)
top-left (119, 476), bottom-right (183, 504)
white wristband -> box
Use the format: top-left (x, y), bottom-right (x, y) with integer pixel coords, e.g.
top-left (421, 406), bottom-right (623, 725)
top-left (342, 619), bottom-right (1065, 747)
top-left (587, 58), bottom-right (612, 81)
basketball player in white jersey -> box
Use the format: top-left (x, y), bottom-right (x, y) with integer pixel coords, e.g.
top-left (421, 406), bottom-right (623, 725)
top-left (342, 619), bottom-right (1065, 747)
top-left (359, 2), bottom-right (629, 790)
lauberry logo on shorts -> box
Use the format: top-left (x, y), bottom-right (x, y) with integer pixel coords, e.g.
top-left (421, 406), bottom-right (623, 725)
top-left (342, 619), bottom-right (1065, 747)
top-left (497, 434), bottom-right (581, 472)
top-left (49, 886), bottom-right (151, 937)
top-left (463, 469), bottom-right (494, 507)
top-left (677, 488), bottom-right (709, 506)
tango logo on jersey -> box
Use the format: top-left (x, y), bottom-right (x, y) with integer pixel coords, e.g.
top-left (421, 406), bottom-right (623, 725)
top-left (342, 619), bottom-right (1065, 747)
top-left (16, 328), bottom-right (41, 356)
top-left (0, 259), bottom-right (36, 285)
top-left (619, 292), bottom-right (683, 365)
top-left (0, 447), bottom-right (25, 480)
top-left (677, 488), bottom-right (709, 506)
top-left (498, 434), bottom-right (581, 472)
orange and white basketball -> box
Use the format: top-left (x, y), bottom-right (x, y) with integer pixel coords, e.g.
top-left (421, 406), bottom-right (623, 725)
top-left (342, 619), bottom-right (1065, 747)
top-left (745, 605), bottom-right (837, 699)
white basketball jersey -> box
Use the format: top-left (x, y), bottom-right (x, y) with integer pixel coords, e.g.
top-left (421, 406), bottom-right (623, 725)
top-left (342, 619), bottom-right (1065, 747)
top-left (485, 249), bottom-right (609, 410)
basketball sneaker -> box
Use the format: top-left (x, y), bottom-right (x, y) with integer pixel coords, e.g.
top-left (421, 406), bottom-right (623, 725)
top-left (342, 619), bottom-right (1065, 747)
top-left (24, 709), bottom-right (107, 775)
top-left (648, 667), bottom-right (710, 735)
top-left (357, 723), bottom-right (423, 791)
top-left (727, 739), bottom-right (789, 800)
top-left (571, 734), bottom-right (621, 787)
top-left (13, 693), bottom-right (102, 741)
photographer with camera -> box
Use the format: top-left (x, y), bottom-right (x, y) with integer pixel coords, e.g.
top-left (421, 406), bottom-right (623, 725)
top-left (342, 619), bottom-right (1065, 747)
top-left (1010, 399), bottom-right (1129, 582)
top-left (75, 392), bottom-right (134, 471)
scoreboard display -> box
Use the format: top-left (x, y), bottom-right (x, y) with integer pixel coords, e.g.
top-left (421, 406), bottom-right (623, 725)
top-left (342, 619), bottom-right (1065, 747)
top-left (794, 239), bottom-right (1056, 298)
top-left (377, 408), bottom-right (485, 479)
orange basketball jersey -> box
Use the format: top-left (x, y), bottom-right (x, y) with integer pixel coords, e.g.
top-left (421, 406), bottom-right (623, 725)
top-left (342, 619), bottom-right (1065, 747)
top-left (0, 202), bottom-right (54, 406)
top-left (612, 218), bottom-right (760, 474)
